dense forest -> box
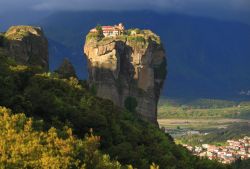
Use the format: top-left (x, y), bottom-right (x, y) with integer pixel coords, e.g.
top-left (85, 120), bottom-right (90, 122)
top-left (0, 106), bottom-right (122, 168)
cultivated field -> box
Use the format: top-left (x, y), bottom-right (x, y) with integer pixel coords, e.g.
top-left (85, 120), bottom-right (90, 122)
top-left (158, 118), bottom-right (250, 130)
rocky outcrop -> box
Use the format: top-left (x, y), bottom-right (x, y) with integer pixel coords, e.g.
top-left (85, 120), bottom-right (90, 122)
top-left (3, 26), bottom-right (48, 70)
top-left (55, 58), bottom-right (76, 78)
top-left (84, 30), bottom-right (167, 123)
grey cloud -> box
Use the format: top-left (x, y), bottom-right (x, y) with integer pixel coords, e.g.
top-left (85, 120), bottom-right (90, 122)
top-left (30, 0), bottom-right (250, 12)
top-left (0, 0), bottom-right (250, 24)
top-left (1, 0), bottom-right (249, 11)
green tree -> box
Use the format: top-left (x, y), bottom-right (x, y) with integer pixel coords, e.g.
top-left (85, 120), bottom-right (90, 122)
top-left (124, 96), bottom-right (138, 113)
top-left (96, 24), bottom-right (104, 41)
top-left (55, 58), bottom-right (76, 79)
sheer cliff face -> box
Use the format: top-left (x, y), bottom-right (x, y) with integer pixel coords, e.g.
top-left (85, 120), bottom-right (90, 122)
top-left (3, 26), bottom-right (49, 70)
top-left (84, 31), bottom-right (167, 123)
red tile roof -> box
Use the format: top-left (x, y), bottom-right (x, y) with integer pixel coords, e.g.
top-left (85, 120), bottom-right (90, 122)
top-left (102, 26), bottom-right (113, 28)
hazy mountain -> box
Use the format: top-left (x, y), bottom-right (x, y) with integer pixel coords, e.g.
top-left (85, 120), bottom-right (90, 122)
top-left (37, 11), bottom-right (250, 99)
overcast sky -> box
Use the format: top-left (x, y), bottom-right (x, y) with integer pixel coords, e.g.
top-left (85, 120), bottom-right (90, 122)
top-left (0, 0), bottom-right (250, 24)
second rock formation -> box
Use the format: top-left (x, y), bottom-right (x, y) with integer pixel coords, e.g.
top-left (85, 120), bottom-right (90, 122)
top-left (3, 26), bottom-right (49, 70)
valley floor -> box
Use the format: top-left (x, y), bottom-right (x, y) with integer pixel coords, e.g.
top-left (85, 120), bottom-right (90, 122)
top-left (158, 98), bottom-right (250, 147)
top-left (158, 99), bottom-right (250, 166)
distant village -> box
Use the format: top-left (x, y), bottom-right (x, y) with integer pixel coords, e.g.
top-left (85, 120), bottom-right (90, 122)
top-left (183, 136), bottom-right (250, 164)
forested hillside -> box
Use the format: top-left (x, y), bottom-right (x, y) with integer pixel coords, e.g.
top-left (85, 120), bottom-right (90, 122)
top-left (0, 41), bottom-right (229, 168)
top-left (0, 106), bottom-right (122, 168)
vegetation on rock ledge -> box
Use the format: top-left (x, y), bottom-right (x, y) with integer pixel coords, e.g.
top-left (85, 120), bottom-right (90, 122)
top-left (86, 27), bottom-right (161, 45)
